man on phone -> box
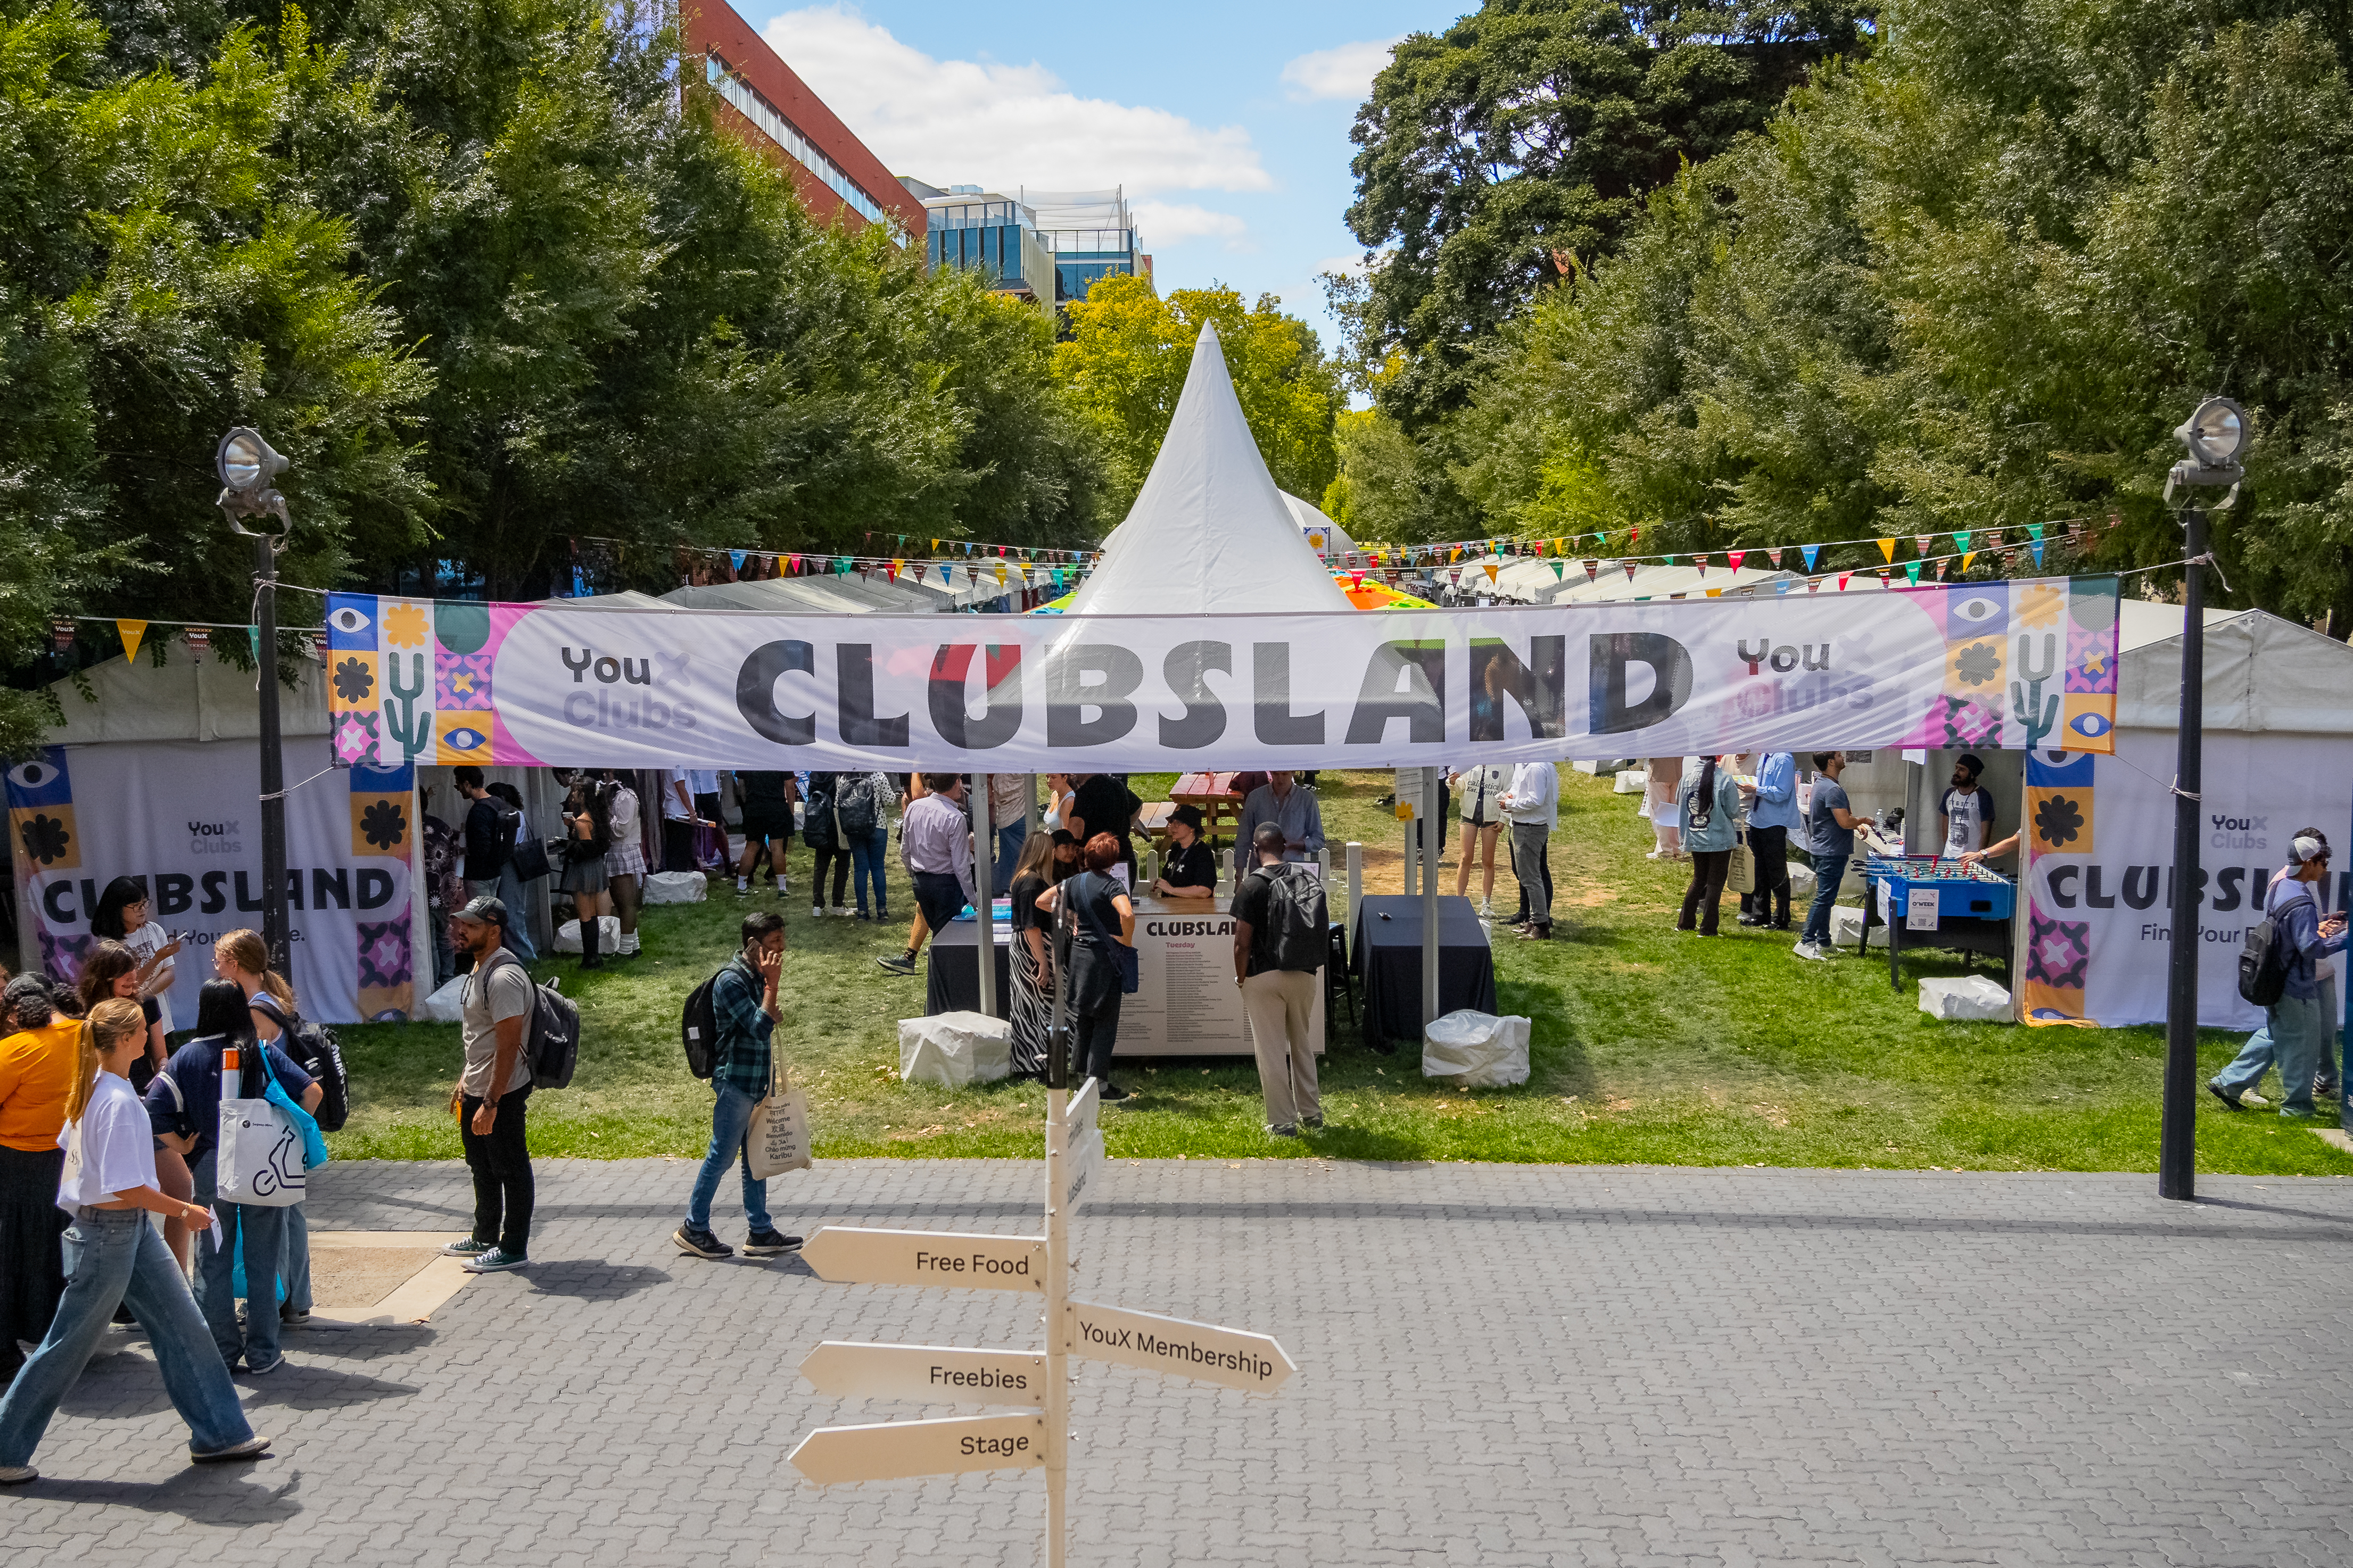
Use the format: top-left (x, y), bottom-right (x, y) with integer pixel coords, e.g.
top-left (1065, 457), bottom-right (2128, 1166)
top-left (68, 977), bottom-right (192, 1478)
top-left (674, 912), bottom-right (801, 1259)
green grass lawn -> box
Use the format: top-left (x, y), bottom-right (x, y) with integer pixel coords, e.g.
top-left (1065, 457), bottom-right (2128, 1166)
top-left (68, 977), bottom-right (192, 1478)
top-left (325, 769), bottom-right (2353, 1176)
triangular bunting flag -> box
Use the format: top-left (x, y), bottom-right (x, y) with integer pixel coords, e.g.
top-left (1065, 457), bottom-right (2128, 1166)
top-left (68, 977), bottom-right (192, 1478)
top-left (1695, 557), bottom-right (1707, 578)
top-left (1550, 562), bottom-right (1564, 580)
top-left (1911, 535), bottom-right (1930, 559)
top-left (116, 619), bottom-right (147, 663)
top-left (1837, 574), bottom-right (1852, 592)
top-left (1876, 538), bottom-right (1896, 563)
top-left (1953, 530), bottom-right (1971, 554)
top-left (1962, 551), bottom-right (1976, 573)
top-left (1801, 544), bottom-right (1821, 572)
top-left (1483, 563), bottom-right (1500, 584)
top-left (1806, 578), bottom-right (1821, 594)
top-left (1727, 549), bottom-right (1746, 573)
top-left (1766, 547), bottom-right (1782, 568)
top-left (1583, 559), bottom-right (1599, 583)
top-left (1623, 560), bottom-right (1638, 582)
top-left (185, 628), bottom-right (210, 662)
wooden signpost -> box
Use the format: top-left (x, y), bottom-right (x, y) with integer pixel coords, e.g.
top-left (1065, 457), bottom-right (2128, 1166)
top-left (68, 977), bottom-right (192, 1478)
top-left (788, 1054), bottom-right (1297, 1566)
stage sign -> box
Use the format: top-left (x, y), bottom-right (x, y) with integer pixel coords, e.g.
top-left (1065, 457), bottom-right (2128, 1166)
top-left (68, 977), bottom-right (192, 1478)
top-left (320, 577), bottom-right (2119, 772)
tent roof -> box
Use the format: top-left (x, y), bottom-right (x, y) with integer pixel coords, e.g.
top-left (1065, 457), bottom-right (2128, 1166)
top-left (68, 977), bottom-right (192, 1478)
top-left (43, 644), bottom-right (332, 744)
top-left (1066, 325), bottom-right (1352, 617)
top-left (661, 574), bottom-right (939, 614)
top-left (2117, 602), bottom-right (2353, 734)
top-left (1282, 491), bottom-right (1353, 557)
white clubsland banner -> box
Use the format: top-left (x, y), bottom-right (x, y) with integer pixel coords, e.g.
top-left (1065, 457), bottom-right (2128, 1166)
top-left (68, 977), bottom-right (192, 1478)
top-left (320, 578), bottom-right (2123, 772)
top-left (2020, 730), bottom-right (2351, 1028)
top-left (6, 741), bottom-right (418, 1025)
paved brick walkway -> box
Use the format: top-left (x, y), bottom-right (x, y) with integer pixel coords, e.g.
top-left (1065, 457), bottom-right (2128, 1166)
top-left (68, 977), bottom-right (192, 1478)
top-left (6, 1156), bottom-right (2350, 1566)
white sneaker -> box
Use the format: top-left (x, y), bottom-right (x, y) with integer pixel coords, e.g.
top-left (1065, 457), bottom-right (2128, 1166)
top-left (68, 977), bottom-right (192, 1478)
top-left (1792, 941), bottom-right (1829, 961)
top-left (1477, 898), bottom-right (1493, 918)
top-left (2242, 1091), bottom-right (2273, 1109)
top-left (830, 906), bottom-right (853, 917)
top-left (812, 903), bottom-right (824, 918)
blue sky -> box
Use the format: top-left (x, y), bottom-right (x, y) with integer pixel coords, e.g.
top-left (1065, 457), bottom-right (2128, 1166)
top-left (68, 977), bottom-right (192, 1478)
top-left (749, 1), bottom-right (1462, 350)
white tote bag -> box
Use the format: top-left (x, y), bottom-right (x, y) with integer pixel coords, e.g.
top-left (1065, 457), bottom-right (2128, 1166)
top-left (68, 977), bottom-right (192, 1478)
top-left (218, 1095), bottom-right (307, 1207)
top-left (747, 1058), bottom-right (812, 1181)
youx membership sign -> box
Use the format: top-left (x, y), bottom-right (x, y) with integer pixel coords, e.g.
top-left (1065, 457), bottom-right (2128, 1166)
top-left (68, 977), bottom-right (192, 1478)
top-left (321, 577), bottom-right (2120, 773)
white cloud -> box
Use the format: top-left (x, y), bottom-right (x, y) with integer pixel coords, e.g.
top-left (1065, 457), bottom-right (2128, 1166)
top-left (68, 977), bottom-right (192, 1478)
top-left (1315, 254), bottom-right (1366, 277)
top-left (1132, 202), bottom-right (1248, 248)
top-left (761, 5), bottom-right (1272, 205)
top-left (1279, 37), bottom-right (1400, 103)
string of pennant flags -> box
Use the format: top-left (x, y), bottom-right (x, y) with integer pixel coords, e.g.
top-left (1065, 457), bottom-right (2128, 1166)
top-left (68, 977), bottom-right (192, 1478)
top-left (1328, 514), bottom-right (2121, 580)
top-left (580, 533), bottom-right (1104, 592)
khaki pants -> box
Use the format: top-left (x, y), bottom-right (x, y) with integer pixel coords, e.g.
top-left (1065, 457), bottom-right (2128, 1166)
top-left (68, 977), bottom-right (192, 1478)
top-left (1242, 969), bottom-right (1320, 1130)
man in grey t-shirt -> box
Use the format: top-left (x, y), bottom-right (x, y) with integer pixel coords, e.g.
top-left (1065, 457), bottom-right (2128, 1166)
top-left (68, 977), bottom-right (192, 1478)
top-left (442, 896), bottom-right (536, 1272)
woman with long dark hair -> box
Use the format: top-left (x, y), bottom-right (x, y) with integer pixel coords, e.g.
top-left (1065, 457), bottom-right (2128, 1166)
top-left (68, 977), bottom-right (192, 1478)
top-left (799, 771), bottom-right (851, 918)
top-left (0, 976), bottom-right (81, 1382)
top-left (1004, 832), bottom-right (1059, 1079)
top-left (1676, 754), bottom-right (1744, 936)
top-left (600, 770), bottom-right (646, 958)
top-left (0, 997), bottom-right (267, 1483)
top-left (90, 877), bottom-right (179, 1034)
top-left (560, 776), bottom-right (615, 970)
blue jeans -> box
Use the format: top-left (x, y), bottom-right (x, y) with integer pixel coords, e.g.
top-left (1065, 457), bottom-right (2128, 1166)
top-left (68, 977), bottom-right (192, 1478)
top-left (686, 1082), bottom-right (771, 1235)
top-left (993, 822), bottom-right (1028, 897)
top-left (192, 1151), bottom-right (287, 1367)
top-left (282, 1202), bottom-right (311, 1313)
top-left (2218, 992), bottom-right (2332, 1116)
top-left (0, 1207), bottom-right (253, 1465)
top-left (1800, 853), bottom-right (1848, 947)
top-left (848, 826), bottom-right (891, 916)
top-left (495, 863), bottom-right (539, 963)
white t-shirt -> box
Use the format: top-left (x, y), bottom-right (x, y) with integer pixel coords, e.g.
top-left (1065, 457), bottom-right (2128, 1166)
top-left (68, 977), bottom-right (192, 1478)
top-left (661, 768), bottom-right (693, 822)
top-left (1940, 786), bottom-right (1994, 856)
top-left (57, 1073), bottom-right (158, 1211)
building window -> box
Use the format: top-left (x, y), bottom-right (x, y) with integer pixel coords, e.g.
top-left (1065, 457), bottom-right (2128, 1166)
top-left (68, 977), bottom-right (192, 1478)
top-left (704, 54), bottom-right (901, 243)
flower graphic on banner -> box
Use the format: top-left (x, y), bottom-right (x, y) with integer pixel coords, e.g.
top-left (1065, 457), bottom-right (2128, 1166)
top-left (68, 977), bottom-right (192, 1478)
top-left (359, 799), bottom-right (408, 851)
top-left (2033, 794), bottom-right (2085, 849)
top-left (333, 657), bottom-right (375, 704)
top-left (19, 812), bottom-right (71, 866)
top-left (1954, 642), bottom-right (2000, 687)
top-left (38, 931), bottom-right (93, 986)
top-left (357, 920), bottom-right (411, 990)
top-left (383, 602), bottom-right (430, 648)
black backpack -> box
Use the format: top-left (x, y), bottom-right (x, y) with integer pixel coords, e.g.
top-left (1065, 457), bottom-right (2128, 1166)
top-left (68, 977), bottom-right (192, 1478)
top-left (285, 1017), bottom-right (350, 1132)
top-left (1251, 865), bottom-right (1328, 973)
top-left (681, 966), bottom-right (724, 1079)
top-left (2239, 886), bottom-right (2305, 1008)
top-left (475, 949), bottom-right (580, 1090)
top-left (836, 775), bottom-right (879, 836)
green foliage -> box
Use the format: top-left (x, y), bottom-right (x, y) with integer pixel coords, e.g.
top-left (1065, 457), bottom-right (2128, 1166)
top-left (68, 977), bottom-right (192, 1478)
top-left (1340, 0), bottom-right (1878, 435)
top-left (1457, 2), bottom-right (2353, 622)
top-left (1322, 408), bottom-right (1423, 541)
top-left (1052, 274), bottom-right (1342, 522)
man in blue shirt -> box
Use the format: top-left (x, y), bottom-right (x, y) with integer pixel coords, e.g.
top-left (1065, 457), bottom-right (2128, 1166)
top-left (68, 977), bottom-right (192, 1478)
top-left (1739, 751), bottom-right (1800, 930)
top-left (674, 911), bottom-right (800, 1259)
top-left (1794, 752), bottom-right (1874, 961)
top-left (2209, 831), bottom-right (2348, 1117)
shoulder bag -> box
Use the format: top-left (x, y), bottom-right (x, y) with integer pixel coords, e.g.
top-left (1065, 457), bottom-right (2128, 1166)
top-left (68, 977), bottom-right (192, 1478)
top-left (747, 1049), bottom-right (814, 1180)
top-left (1070, 873), bottom-right (1140, 994)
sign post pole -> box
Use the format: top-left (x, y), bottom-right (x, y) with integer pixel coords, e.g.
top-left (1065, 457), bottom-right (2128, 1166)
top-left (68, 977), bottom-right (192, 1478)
top-left (1044, 1074), bottom-right (1070, 1567)
top-left (2158, 506), bottom-right (2206, 1201)
top-left (1422, 766), bottom-right (1442, 1031)
top-left (976, 774), bottom-right (997, 1021)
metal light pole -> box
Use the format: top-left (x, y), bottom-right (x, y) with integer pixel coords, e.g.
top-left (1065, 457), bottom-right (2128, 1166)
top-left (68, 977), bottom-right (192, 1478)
top-left (217, 428), bottom-right (293, 972)
top-left (2157, 397), bottom-right (2248, 1202)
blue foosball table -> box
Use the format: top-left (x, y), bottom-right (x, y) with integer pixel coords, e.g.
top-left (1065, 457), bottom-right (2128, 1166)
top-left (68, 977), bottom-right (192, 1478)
top-left (1857, 856), bottom-right (2017, 992)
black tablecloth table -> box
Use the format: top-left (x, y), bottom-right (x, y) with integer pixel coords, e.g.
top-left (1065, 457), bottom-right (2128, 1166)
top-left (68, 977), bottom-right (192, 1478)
top-left (1350, 894), bottom-right (1497, 1046)
top-left (924, 919), bottom-right (1012, 1019)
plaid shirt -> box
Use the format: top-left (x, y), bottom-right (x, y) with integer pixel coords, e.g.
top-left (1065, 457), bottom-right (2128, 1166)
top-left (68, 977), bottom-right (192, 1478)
top-left (711, 955), bottom-right (775, 1099)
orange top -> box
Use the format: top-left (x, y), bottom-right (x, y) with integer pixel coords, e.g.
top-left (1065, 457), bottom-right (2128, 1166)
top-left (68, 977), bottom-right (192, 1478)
top-left (0, 1020), bottom-right (85, 1152)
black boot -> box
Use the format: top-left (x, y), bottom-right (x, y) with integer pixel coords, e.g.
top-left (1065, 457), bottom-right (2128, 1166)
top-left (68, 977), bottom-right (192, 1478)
top-left (580, 915), bottom-right (602, 970)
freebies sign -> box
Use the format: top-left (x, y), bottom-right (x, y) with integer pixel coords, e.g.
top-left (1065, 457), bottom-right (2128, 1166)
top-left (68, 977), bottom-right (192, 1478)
top-left (320, 577), bottom-right (2120, 772)
top-left (6, 741), bottom-right (417, 1025)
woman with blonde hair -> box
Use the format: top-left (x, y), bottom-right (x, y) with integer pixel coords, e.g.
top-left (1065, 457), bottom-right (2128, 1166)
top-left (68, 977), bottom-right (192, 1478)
top-left (0, 998), bottom-right (269, 1482)
top-left (214, 928), bottom-right (295, 1016)
top-left (0, 976), bottom-right (81, 1381)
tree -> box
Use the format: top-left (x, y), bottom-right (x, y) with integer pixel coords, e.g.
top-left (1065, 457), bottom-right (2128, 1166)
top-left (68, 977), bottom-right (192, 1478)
top-left (1322, 409), bottom-right (1423, 543)
top-left (1053, 275), bottom-right (1341, 521)
top-left (1341, 0), bottom-right (1878, 435)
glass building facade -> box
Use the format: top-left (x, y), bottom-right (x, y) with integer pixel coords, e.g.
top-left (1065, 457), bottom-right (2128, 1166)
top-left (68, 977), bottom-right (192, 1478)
top-left (917, 186), bottom-right (1146, 312)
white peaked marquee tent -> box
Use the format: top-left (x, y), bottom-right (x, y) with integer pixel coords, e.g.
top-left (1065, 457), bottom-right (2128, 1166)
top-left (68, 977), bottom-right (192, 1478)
top-left (1067, 325), bottom-right (1353, 617)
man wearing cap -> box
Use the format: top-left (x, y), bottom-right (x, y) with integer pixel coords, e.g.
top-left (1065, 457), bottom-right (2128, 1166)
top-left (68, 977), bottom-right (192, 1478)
top-left (2209, 829), bottom-right (2348, 1116)
top-left (441, 897), bottom-right (536, 1272)
top-left (1938, 754), bottom-right (1998, 860)
top-left (1152, 806), bottom-right (1219, 900)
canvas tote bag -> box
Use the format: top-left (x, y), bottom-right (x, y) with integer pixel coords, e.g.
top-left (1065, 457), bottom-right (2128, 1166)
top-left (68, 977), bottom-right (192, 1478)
top-left (1726, 829), bottom-right (1757, 895)
top-left (747, 1055), bottom-right (813, 1180)
top-left (219, 1062), bottom-right (307, 1207)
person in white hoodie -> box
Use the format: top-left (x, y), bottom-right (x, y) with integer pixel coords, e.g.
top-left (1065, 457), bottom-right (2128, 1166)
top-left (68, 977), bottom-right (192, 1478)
top-left (1449, 764), bottom-right (1511, 917)
top-left (1498, 761), bottom-right (1561, 941)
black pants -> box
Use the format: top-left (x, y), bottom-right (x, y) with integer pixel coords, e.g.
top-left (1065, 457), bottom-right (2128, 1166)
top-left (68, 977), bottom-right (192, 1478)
top-left (1072, 997), bottom-right (1122, 1085)
top-left (1508, 833), bottom-right (1552, 924)
top-left (810, 845), bottom-right (851, 907)
top-left (1679, 850), bottom-right (1732, 935)
top-left (1741, 826), bottom-right (1791, 927)
top-left (460, 1088), bottom-right (534, 1255)
top-left (662, 817), bottom-right (696, 874)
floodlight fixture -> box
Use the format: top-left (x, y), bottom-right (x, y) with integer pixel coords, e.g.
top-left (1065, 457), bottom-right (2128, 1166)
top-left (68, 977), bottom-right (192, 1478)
top-left (2165, 396), bottom-right (2248, 499)
top-left (216, 427), bottom-right (291, 533)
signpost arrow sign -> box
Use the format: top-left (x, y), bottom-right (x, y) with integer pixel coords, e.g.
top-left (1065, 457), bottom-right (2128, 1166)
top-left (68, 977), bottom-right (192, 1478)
top-left (799, 1342), bottom-right (1049, 1406)
top-left (799, 1227), bottom-right (1046, 1292)
top-left (1066, 1300), bottom-right (1297, 1393)
top-left (789, 1412), bottom-right (1046, 1486)
top-left (1064, 1127), bottom-right (1104, 1211)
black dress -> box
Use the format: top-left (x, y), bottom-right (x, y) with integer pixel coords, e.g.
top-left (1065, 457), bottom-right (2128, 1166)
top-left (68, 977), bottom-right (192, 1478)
top-left (1006, 873), bottom-right (1052, 1076)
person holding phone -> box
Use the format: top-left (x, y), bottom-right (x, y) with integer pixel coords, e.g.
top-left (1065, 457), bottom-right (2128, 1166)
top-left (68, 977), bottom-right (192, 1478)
top-left (92, 878), bottom-right (179, 1036)
top-left (0, 998), bottom-right (269, 1483)
top-left (672, 912), bottom-right (799, 1260)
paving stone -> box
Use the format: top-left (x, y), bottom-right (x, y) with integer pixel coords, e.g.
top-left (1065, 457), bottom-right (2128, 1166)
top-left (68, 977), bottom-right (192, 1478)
top-left (2, 1159), bottom-right (2349, 1564)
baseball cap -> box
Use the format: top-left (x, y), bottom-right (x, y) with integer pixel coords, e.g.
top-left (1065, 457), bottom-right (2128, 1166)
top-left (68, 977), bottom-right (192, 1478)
top-left (452, 894), bottom-right (509, 927)
top-left (1169, 804), bottom-right (1205, 832)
